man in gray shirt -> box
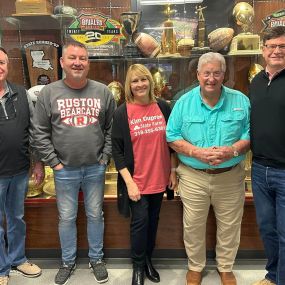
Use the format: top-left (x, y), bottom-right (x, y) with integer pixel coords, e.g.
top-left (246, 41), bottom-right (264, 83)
top-left (33, 42), bottom-right (116, 285)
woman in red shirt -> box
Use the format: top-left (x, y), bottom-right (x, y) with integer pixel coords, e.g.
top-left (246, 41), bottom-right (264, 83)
top-left (112, 64), bottom-right (177, 285)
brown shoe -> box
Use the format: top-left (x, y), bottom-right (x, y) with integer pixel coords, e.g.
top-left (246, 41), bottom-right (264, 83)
top-left (185, 270), bottom-right (202, 285)
top-left (218, 271), bottom-right (237, 285)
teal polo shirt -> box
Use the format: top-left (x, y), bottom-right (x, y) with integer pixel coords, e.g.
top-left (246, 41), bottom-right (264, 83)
top-left (166, 85), bottom-right (250, 169)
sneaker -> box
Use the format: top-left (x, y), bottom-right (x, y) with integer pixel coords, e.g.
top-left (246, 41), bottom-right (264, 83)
top-left (252, 279), bottom-right (276, 285)
top-left (89, 260), bottom-right (108, 283)
top-left (0, 276), bottom-right (9, 285)
top-left (11, 261), bottom-right (41, 277)
top-left (54, 263), bottom-right (76, 285)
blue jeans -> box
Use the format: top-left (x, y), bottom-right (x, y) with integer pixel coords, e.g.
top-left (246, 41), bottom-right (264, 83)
top-left (0, 171), bottom-right (29, 276)
top-left (54, 163), bottom-right (106, 265)
top-left (252, 161), bottom-right (285, 285)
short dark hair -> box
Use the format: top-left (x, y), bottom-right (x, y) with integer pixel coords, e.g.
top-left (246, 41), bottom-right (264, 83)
top-left (0, 47), bottom-right (8, 55)
top-left (262, 26), bottom-right (285, 44)
top-left (62, 41), bottom-right (88, 56)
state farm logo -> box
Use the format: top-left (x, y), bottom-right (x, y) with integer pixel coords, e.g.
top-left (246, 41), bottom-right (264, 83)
top-left (57, 98), bottom-right (101, 128)
top-left (62, 115), bottom-right (98, 128)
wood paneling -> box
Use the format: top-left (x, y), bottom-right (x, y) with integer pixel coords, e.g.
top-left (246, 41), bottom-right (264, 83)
top-left (25, 198), bottom-right (263, 252)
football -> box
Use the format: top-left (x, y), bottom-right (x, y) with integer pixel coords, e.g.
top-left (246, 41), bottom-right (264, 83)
top-left (208, 28), bottom-right (234, 52)
top-left (134, 32), bottom-right (160, 58)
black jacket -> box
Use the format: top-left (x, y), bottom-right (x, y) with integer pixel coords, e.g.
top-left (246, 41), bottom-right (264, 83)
top-left (250, 68), bottom-right (285, 168)
top-left (111, 99), bottom-right (172, 217)
top-left (0, 82), bottom-right (31, 177)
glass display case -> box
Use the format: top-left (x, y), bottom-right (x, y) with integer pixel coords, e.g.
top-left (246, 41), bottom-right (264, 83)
top-left (1, 0), bottom-right (285, 201)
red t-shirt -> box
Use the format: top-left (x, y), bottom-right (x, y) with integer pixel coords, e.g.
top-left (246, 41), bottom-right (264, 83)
top-left (127, 102), bottom-right (171, 194)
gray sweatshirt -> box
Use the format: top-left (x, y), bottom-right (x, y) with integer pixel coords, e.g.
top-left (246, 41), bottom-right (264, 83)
top-left (33, 79), bottom-right (116, 168)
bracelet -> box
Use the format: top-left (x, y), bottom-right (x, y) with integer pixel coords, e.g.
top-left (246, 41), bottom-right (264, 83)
top-left (171, 167), bottom-right (177, 172)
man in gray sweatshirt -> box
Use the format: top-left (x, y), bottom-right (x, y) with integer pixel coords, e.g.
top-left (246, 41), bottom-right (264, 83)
top-left (33, 42), bottom-right (116, 285)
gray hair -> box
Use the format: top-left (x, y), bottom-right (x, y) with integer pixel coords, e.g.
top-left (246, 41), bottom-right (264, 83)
top-left (197, 52), bottom-right (226, 73)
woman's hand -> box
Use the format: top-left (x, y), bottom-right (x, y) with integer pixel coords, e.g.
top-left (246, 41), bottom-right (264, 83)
top-left (168, 171), bottom-right (178, 190)
top-left (126, 180), bottom-right (141, 202)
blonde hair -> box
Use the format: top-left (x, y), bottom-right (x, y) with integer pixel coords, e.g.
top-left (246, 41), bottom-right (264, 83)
top-left (124, 64), bottom-right (156, 103)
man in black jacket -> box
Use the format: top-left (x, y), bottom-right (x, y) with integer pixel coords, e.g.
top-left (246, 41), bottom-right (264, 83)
top-left (0, 47), bottom-right (44, 285)
top-left (250, 26), bottom-right (285, 285)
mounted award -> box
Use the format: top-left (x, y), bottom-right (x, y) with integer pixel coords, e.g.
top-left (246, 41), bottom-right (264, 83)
top-left (22, 40), bottom-right (60, 87)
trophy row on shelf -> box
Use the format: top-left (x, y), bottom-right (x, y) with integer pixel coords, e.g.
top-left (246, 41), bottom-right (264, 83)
top-left (13, 0), bottom-right (270, 58)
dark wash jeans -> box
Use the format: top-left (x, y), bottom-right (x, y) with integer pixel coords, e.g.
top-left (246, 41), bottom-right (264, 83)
top-left (252, 161), bottom-right (285, 285)
top-left (129, 192), bottom-right (164, 267)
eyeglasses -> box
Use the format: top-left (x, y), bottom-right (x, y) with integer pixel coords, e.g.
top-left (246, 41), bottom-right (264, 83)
top-left (200, 71), bottom-right (224, 79)
top-left (264, 44), bottom-right (285, 52)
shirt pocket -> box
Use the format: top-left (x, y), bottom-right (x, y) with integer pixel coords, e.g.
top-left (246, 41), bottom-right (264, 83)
top-left (181, 115), bottom-right (205, 144)
top-left (221, 111), bottom-right (245, 143)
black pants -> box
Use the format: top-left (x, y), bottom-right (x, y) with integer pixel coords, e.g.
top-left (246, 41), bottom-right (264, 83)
top-left (129, 192), bottom-right (164, 266)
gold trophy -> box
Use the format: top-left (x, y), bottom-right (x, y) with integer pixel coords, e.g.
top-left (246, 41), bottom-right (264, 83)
top-left (229, 2), bottom-right (261, 55)
top-left (107, 81), bottom-right (125, 106)
top-left (158, 4), bottom-right (180, 57)
top-left (248, 63), bottom-right (264, 82)
top-left (192, 5), bottom-right (210, 54)
top-left (120, 11), bottom-right (142, 57)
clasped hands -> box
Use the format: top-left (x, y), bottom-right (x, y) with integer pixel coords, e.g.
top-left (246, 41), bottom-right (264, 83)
top-left (194, 145), bottom-right (234, 166)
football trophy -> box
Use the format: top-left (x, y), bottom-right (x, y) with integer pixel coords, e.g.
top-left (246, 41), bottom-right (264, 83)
top-left (120, 11), bottom-right (142, 57)
top-left (229, 2), bottom-right (261, 55)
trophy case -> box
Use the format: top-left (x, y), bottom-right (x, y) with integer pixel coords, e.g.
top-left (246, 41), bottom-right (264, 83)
top-left (0, 0), bottom-right (284, 256)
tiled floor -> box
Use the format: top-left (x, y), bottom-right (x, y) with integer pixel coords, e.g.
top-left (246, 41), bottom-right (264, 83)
top-left (8, 258), bottom-right (267, 285)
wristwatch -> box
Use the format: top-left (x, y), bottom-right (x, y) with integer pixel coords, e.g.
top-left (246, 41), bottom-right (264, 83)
top-left (232, 146), bottom-right (239, 157)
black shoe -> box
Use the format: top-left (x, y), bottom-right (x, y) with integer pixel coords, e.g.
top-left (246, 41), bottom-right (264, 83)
top-left (89, 260), bottom-right (108, 284)
top-left (54, 263), bottom-right (76, 285)
top-left (145, 257), bottom-right (160, 283)
top-left (132, 266), bottom-right (144, 285)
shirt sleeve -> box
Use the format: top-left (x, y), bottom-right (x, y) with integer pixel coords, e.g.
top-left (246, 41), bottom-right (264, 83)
top-left (240, 96), bottom-right (251, 141)
top-left (166, 98), bottom-right (185, 142)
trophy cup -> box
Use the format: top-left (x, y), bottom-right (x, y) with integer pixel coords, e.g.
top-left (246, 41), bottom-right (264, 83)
top-left (191, 5), bottom-right (211, 54)
top-left (120, 11), bottom-right (142, 57)
top-left (228, 2), bottom-right (261, 55)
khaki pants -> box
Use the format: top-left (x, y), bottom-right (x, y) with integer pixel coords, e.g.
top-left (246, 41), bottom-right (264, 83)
top-left (177, 163), bottom-right (245, 272)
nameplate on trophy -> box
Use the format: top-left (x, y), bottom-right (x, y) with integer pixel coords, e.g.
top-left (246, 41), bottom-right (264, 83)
top-left (23, 40), bottom-right (60, 87)
top-left (14, 0), bottom-right (53, 15)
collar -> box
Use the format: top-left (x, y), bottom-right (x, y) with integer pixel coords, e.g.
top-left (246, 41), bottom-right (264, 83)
top-left (199, 85), bottom-right (225, 110)
top-left (265, 66), bottom-right (285, 80)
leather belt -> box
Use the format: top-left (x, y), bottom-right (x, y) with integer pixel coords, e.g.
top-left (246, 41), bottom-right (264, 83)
top-left (192, 165), bottom-right (236, 175)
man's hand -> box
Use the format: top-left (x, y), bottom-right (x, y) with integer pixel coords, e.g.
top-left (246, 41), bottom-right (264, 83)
top-left (32, 161), bottom-right (45, 185)
top-left (193, 146), bottom-right (234, 166)
top-left (53, 163), bottom-right (64, 171)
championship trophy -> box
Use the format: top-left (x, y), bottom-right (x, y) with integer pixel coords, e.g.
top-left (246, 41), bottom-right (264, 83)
top-left (228, 2), bottom-right (261, 55)
top-left (192, 5), bottom-right (210, 54)
top-left (158, 4), bottom-right (180, 57)
top-left (120, 11), bottom-right (142, 57)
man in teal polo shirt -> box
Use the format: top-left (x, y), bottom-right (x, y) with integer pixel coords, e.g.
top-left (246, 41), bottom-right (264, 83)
top-left (166, 52), bottom-right (250, 285)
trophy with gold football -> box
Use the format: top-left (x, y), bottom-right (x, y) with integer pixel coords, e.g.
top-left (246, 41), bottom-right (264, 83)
top-left (120, 11), bottom-right (142, 57)
top-left (229, 2), bottom-right (261, 55)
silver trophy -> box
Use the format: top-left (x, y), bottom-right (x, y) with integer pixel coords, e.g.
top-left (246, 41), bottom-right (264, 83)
top-left (120, 11), bottom-right (142, 57)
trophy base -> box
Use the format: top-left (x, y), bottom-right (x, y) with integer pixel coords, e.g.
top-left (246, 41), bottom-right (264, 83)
top-left (191, 46), bottom-right (211, 55)
top-left (157, 52), bottom-right (181, 58)
top-left (123, 44), bottom-right (142, 58)
top-left (228, 34), bottom-right (262, 55)
top-left (14, 0), bottom-right (53, 15)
